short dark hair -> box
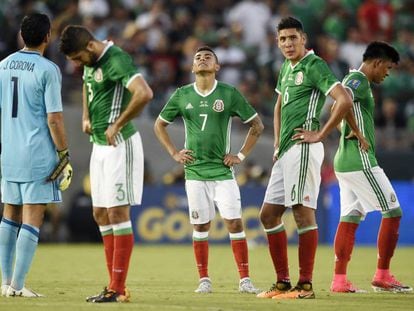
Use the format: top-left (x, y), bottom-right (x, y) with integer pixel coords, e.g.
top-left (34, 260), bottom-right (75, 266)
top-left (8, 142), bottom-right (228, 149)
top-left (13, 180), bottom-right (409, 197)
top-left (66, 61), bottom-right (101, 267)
top-left (20, 13), bottom-right (51, 47)
top-left (363, 41), bottom-right (400, 64)
top-left (59, 25), bottom-right (95, 55)
top-left (195, 46), bottom-right (219, 63)
top-left (277, 16), bottom-right (304, 33)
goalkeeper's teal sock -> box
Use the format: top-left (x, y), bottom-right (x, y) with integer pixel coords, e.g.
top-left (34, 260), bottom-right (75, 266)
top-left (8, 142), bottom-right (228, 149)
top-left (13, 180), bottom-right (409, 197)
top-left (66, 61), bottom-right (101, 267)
top-left (0, 218), bottom-right (20, 285)
top-left (11, 224), bottom-right (40, 290)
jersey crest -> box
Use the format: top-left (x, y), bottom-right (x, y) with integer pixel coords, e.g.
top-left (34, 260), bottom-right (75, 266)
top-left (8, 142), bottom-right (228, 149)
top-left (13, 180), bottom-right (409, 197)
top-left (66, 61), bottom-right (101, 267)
top-left (295, 71), bottom-right (304, 85)
top-left (94, 68), bottom-right (103, 82)
top-left (213, 99), bottom-right (224, 112)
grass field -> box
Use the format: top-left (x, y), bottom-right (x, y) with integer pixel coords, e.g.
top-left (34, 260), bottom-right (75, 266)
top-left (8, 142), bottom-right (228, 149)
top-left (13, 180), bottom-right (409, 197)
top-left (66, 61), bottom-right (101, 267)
top-left (0, 244), bottom-right (413, 311)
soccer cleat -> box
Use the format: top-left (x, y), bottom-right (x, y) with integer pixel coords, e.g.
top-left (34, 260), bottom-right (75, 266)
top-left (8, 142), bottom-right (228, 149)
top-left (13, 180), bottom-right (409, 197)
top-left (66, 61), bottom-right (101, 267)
top-left (1, 285), bottom-right (9, 296)
top-left (239, 277), bottom-right (260, 294)
top-left (6, 286), bottom-right (44, 298)
top-left (86, 287), bottom-right (109, 302)
top-left (256, 280), bottom-right (291, 298)
top-left (330, 279), bottom-right (367, 293)
top-left (194, 277), bottom-right (212, 294)
top-left (272, 282), bottom-right (315, 299)
top-left (92, 288), bottom-right (130, 303)
top-left (371, 274), bottom-right (413, 293)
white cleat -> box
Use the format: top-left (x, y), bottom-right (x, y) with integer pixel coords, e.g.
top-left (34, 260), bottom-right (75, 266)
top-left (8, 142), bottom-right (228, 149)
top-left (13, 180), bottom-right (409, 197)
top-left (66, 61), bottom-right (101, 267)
top-left (239, 277), bottom-right (260, 294)
top-left (6, 286), bottom-right (44, 298)
top-left (194, 277), bottom-right (212, 293)
top-left (1, 285), bottom-right (9, 296)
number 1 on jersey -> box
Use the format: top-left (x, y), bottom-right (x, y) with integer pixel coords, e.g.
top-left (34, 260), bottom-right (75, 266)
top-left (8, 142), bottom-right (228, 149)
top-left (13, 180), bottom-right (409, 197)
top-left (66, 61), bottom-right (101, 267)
top-left (199, 113), bottom-right (208, 131)
top-left (11, 76), bottom-right (18, 118)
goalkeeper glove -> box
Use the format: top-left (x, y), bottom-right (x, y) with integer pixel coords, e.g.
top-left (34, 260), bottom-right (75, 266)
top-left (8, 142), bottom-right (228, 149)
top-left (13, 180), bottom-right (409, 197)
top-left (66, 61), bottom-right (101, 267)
top-left (47, 149), bottom-right (73, 191)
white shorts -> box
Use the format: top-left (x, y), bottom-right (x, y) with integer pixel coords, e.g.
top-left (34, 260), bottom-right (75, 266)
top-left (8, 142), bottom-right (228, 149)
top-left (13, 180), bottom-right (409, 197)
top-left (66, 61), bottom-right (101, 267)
top-left (263, 142), bottom-right (324, 209)
top-left (90, 132), bottom-right (144, 208)
top-left (185, 179), bottom-right (242, 224)
top-left (335, 166), bottom-right (400, 218)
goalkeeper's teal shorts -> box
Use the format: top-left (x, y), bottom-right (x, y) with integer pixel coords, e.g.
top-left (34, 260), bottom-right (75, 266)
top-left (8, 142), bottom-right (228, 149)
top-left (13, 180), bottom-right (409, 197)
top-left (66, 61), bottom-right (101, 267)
top-left (1, 178), bottom-right (62, 204)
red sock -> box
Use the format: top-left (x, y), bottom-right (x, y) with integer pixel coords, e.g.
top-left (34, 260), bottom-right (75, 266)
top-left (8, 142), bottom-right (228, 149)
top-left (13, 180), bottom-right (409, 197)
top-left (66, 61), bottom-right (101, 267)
top-left (298, 229), bottom-right (318, 283)
top-left (231, 239), bottom-right (249, 279)
top-left (377, 217), bottom-right (400, 270)
top-left (110, 233), bottom-right (134, 294)
top-left (266, 230), bottom-right (289, 281)
top-left (193, 240), bottom-right (209, 279)
top-left (101, 233), bottom-right (114, 285)
top-left (334, 222), bottom-right (359, 275)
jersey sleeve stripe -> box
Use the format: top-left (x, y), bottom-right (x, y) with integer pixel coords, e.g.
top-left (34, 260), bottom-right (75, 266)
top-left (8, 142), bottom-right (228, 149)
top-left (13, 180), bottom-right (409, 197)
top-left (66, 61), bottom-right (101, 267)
top-left (126, 73), bottom-right (142, 88)
top-left (159, 115), bottom-right (173, 124)
top-left (243, 112), bottom-right (258, 124)
top-left (324, 81), bottom-right (340, 96)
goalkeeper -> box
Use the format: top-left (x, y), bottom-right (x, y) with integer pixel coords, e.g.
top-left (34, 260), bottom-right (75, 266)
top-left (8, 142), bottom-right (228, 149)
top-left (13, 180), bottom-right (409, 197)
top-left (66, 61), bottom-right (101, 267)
top-left (0, 13), bottom-right (72, 297)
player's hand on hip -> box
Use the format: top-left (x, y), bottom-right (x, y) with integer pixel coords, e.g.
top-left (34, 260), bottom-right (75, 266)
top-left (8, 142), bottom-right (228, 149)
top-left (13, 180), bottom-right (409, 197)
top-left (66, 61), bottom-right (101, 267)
top-left (105, 124), bottom-right (120, 146)
top-left (223, 154), bottom-right (241, 167)
top-left (346, 130), bottom-right (369, 152)
top-left (82, 119), bottom-right (92, 135)
top-left (173, 149), bottom-right (194, 164)
top-left (292, 128), bottom-right (322, 144)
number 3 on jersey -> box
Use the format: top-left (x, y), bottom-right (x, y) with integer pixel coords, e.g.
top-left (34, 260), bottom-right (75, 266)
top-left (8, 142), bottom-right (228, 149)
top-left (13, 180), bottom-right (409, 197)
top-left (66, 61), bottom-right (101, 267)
top-left (86, 82), bottom-right (94, 102)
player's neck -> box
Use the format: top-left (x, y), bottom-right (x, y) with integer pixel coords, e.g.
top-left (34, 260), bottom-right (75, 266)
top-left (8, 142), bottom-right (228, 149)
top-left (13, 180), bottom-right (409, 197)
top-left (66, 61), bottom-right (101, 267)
top-left (359, 63), bottom-right (373, 82)
top-left (23, 45), bottom-right (45, 55)
top-left (195, 75), bottom-right (215, 94)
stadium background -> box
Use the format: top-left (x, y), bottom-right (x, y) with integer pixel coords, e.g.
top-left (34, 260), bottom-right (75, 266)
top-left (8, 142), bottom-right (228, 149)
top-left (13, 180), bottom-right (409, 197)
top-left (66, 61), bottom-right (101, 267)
top-left (1, 0), bottom-right (414, 245)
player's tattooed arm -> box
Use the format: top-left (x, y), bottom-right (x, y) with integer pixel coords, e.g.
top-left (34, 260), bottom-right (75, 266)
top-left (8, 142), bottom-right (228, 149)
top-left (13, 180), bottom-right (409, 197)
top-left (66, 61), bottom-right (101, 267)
top-left (224, 115), bottom-right (264, 167)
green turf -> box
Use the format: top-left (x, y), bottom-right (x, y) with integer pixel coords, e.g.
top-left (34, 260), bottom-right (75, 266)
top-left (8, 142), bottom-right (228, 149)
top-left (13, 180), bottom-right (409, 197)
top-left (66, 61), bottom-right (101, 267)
top-left (0, 244), bottom-right (413, 310)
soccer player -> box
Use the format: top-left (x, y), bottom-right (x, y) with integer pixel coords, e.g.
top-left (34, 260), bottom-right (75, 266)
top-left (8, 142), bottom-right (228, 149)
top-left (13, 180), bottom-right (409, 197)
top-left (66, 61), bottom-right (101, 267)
top-left (154, 46), bottom-right (264, 294)
top-left (256, 16), bottom-right (353, 300)
top-left (330, 41), bottom-right (412, 293)
top-left (59, 25), bottom-right (153, 303)
top-left (0, 13), bottom-right (72, 297)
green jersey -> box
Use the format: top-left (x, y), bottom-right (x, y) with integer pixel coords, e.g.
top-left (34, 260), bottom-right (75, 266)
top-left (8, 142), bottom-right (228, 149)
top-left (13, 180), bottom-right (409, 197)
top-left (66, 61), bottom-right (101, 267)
top-left (159, 80), bottom-right (257, 181)
top-left (334, 70), bottom-right (378, 172)
top-left (276, 50), bottom-right (339, 158)
top-left (83, 42), bottom-right (138, 145)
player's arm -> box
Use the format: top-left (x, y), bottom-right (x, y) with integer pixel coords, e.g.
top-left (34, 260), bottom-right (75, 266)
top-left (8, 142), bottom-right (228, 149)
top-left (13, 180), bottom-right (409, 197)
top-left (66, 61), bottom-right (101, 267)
top-left (105, 75), bottom-right (153, 146)
top-left (223, 114), bottom-right (264, 167)
top-left (273, 94), bottom-right (282, 160)
top-left (341, 88), bottom-right (369, 151)
top-left (154, 117), bottom-right (194, 164)
top-left (293, 84), bottom-right (353, 143)
top-left (82, 83), bottom-right (92, 134)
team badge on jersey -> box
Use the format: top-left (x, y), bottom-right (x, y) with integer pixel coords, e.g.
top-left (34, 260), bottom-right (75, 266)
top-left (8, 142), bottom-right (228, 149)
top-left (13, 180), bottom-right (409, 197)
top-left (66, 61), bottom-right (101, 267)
top-left (390, 193), bottom-right (396, 203)
top-left (213, 99), bottom-right (224, 112)
top-left (295, 71), bottom-right (304, 85)
top-left (94, 68), bottom-right (103, 82)
top-left (346, 79), bottom-right (361, 90)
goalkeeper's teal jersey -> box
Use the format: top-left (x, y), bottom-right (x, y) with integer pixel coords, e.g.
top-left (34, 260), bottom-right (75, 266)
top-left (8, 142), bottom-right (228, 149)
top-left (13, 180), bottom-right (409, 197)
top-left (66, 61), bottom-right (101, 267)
top-left (83, 42), bottom-right (139, 145)
top-left (334, 70), bottom-right (378, 172)
top-left (159, 80), bottom-right (257, 180)
top-left (0, 50), bottom-right (61, 182)
top-left (276, 50), bottom-right (339, 158)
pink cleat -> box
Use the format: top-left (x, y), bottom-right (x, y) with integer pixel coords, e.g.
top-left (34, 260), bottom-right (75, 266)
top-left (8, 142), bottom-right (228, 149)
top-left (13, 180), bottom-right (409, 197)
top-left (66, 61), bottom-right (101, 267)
top-left (330, 279), bottom-right (367, 293)
top-left (372, 274), bottom-right (413, 293)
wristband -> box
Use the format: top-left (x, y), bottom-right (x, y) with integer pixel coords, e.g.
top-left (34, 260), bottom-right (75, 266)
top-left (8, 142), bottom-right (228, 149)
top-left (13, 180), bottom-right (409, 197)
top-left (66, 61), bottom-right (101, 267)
top-left (237, 152), bottom-right (246, 162)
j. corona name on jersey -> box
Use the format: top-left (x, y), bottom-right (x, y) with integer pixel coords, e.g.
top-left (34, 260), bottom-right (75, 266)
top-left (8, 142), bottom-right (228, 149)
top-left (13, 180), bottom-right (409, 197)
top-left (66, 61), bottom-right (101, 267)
top-left (1, 60), bottom-right (35, 72)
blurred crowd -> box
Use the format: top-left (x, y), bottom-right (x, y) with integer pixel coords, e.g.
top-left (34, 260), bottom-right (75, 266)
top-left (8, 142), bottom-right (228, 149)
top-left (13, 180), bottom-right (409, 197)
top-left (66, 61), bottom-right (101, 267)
top-left (1, 0), bottom-right (414, 159)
